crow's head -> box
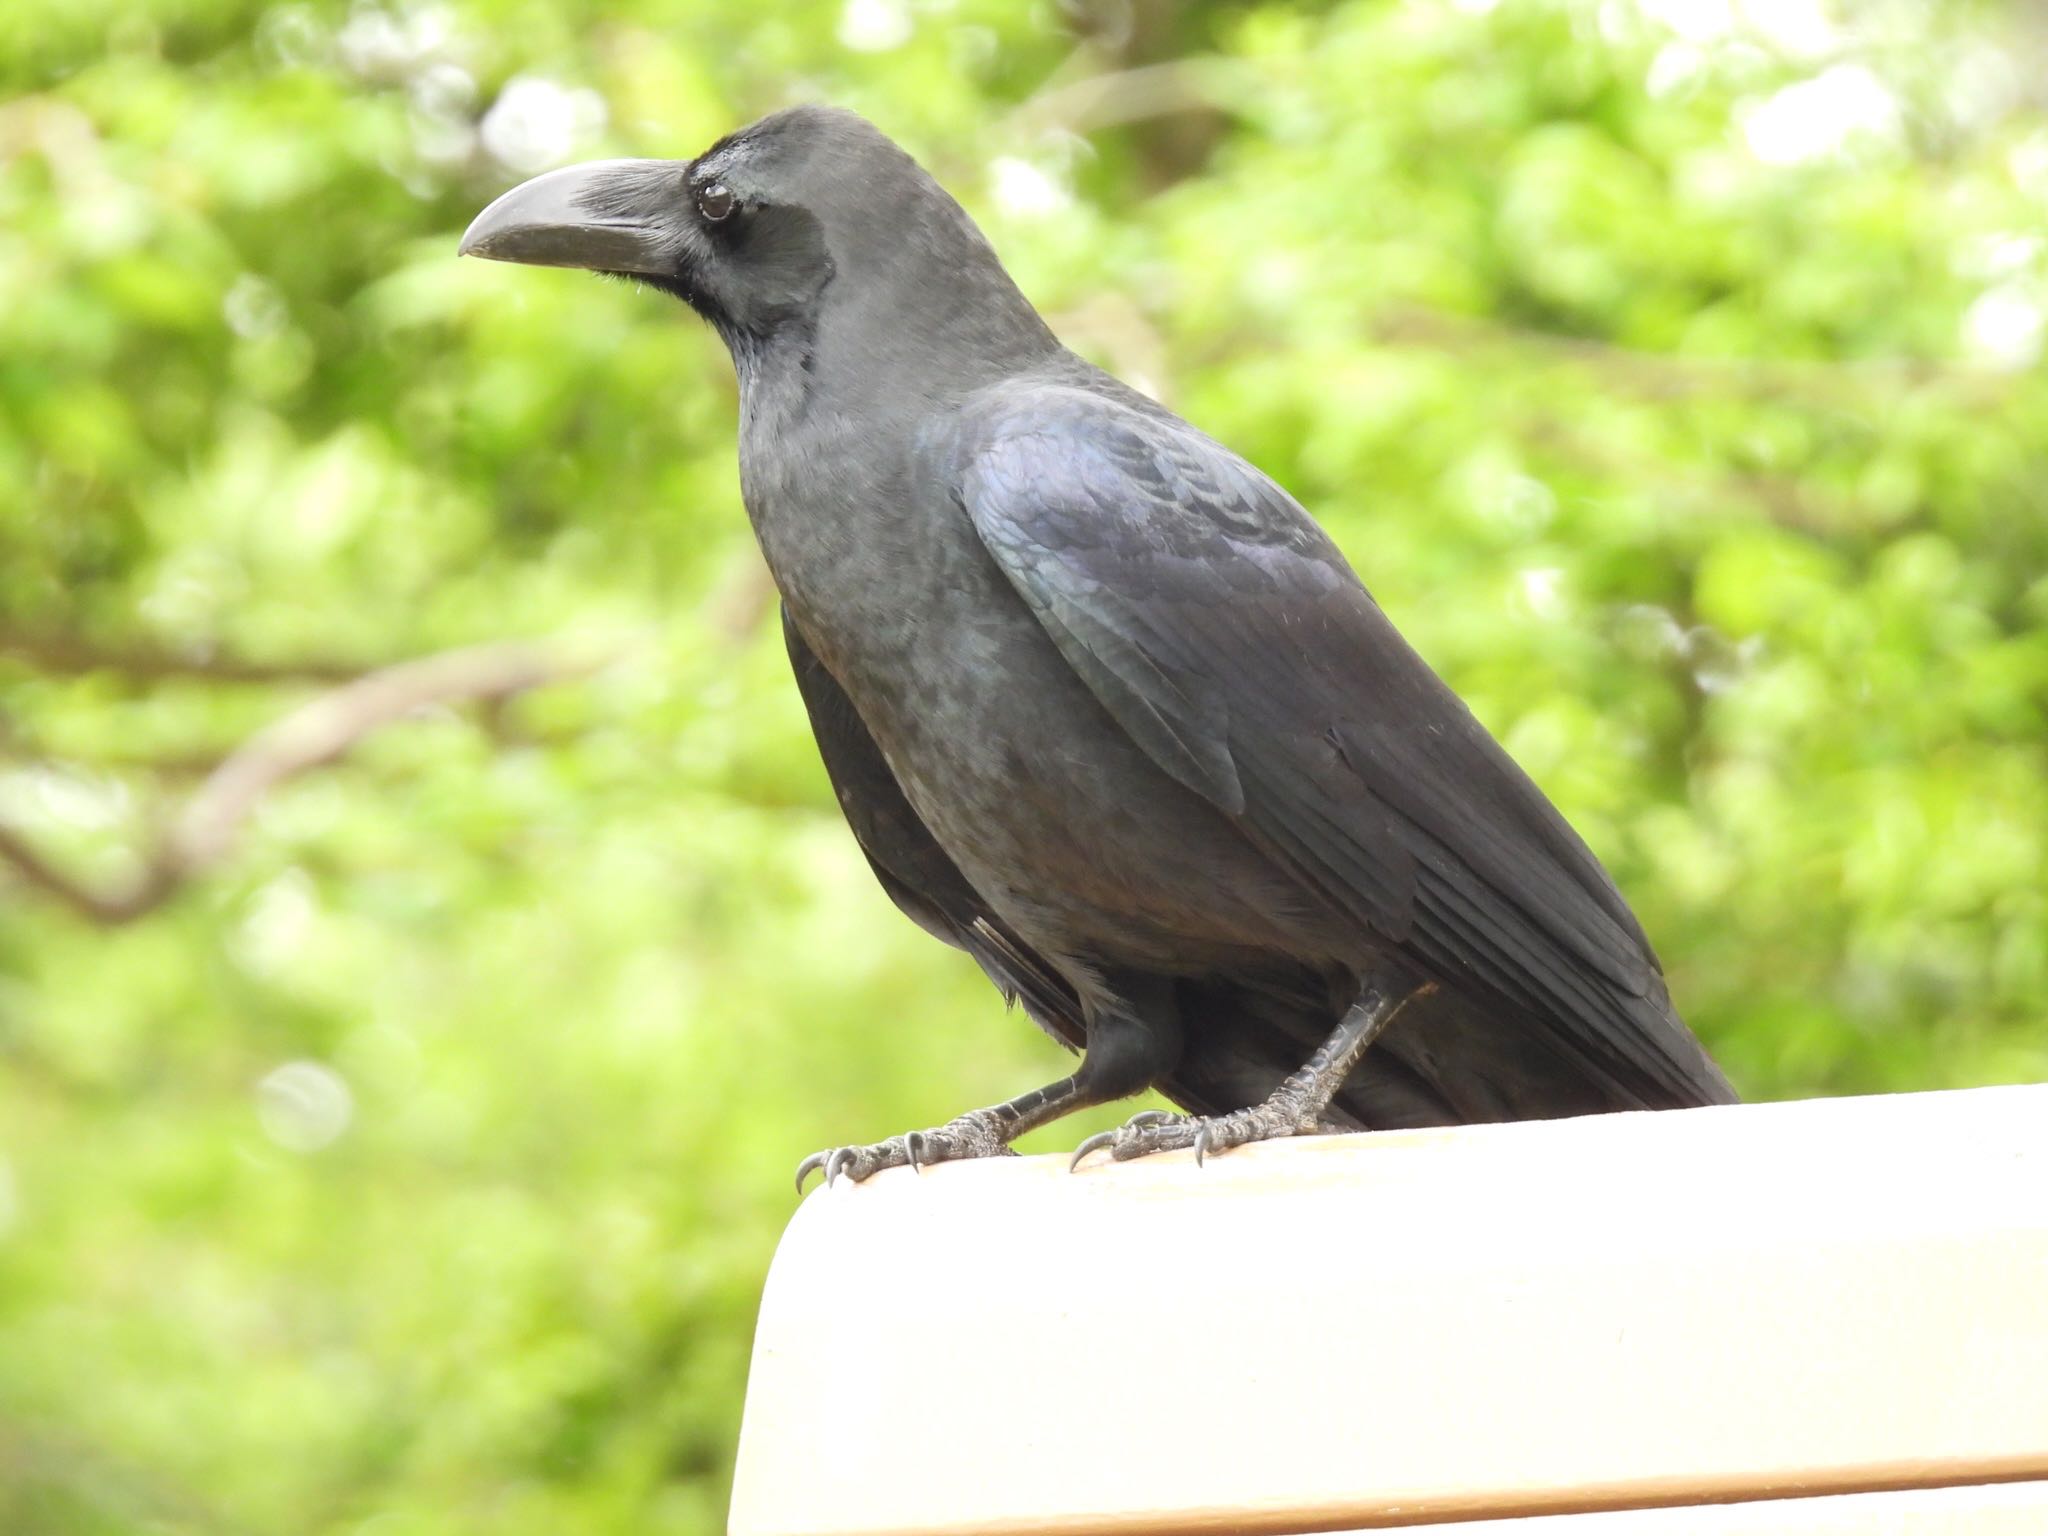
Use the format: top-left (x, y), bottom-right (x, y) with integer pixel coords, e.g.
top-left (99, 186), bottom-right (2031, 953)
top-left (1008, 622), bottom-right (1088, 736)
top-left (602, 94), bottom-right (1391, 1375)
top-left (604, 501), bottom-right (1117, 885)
top-left (461, 105), bottom-right (1041, 364)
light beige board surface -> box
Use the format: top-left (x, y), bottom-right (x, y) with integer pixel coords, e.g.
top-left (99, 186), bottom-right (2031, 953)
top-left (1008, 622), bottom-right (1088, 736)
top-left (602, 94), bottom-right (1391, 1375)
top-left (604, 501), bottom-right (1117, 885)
top-left (728, 1086), bottom-right (2048, 1536)
top-left (1340, 1481), bottom-right (2048, 1534)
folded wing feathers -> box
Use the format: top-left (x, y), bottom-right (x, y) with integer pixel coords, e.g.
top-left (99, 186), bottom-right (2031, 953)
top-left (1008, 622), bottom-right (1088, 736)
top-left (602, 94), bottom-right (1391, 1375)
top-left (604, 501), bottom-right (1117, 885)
top-left (961, 391), bottom-right (1725, 1108)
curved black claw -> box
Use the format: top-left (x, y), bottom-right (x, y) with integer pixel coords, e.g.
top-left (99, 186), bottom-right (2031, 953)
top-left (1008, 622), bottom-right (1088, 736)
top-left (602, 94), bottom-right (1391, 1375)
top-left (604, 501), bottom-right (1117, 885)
top-left (794, 1151), bottom-right (827, 1194)
top-left (1069, 1130), bottom-right (1116, 1172)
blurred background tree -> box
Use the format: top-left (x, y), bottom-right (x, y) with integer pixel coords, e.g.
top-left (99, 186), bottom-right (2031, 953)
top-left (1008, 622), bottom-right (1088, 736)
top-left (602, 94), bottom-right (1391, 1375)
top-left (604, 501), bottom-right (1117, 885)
top-left (2, 0), bottom-right (2045, 1529)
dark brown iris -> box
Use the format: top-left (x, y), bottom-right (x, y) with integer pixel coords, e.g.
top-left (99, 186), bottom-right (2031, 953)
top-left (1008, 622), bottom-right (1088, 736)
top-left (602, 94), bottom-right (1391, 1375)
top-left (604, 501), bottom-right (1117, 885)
top-left (696, 181), bottom-right (735, 222)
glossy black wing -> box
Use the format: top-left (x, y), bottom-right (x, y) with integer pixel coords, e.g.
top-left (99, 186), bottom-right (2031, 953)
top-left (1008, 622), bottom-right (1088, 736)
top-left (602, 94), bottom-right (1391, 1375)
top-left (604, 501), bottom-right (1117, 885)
top-left (782, 607), bottom-right (1085, 1054)
top-left (955, 385), bottom-right (1732, 1108)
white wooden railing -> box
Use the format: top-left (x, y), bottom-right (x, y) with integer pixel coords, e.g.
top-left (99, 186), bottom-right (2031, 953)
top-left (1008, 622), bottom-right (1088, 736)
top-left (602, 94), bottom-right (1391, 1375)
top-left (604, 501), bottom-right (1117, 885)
top-left (730, 1084), bottom-right (2048, 1535)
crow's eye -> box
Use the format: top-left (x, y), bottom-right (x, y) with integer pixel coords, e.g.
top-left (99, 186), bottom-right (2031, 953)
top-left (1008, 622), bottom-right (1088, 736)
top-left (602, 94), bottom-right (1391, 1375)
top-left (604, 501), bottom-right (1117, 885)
top-left (696, 182), bottom-right (736, 223)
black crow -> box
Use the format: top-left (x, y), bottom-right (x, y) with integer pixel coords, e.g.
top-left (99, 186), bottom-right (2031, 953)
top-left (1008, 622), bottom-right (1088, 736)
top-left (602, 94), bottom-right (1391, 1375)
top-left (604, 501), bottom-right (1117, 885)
top-left (460, 107), bottom-right (1737, 1188)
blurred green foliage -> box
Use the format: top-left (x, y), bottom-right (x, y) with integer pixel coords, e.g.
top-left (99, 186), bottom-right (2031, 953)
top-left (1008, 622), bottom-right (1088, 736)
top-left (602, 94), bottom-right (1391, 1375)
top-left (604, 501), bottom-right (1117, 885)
top-left (2, 0), bottom-right (2045, 1529)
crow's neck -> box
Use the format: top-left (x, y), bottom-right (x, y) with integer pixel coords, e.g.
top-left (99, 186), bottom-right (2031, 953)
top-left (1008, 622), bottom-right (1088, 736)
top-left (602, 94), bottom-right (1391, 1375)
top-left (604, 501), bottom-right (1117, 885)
top-left (733, 262), bottom-right (1057, 442)
top-left (729, 268), bottom-right (1058, 669)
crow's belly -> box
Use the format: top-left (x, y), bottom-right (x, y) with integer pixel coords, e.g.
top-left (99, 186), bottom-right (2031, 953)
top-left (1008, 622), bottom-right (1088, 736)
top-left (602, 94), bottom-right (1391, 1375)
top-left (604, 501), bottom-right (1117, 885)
top-left (856, 616), bottom-right (1335, 976)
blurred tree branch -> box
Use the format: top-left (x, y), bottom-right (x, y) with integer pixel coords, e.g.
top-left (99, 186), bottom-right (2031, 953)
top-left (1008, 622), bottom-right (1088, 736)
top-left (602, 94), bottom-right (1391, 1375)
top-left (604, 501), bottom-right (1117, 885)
top-left (1517, 414), bottom-right (1853, 540)
top-left (1368, 305), bottom-right (2019, 405)
top-left (1005, 56), bottom-right (1250, 141)
top-left (0, 626), bottom-right (371, 684)
top-left (0, 640), bottom-right (608, 925)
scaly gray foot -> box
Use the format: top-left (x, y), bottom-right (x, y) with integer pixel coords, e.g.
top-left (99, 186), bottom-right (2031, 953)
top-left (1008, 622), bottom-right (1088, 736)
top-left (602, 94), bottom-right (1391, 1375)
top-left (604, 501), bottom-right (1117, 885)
top-left (795, 1108), bottom-right (1016, 1191)
top-left (1069, 1097), bottom-right (1324, 1171)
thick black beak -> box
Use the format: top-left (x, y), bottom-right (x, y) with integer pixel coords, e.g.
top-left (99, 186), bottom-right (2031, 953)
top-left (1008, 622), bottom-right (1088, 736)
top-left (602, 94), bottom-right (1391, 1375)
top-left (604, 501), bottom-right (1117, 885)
top-left (459, 158), bottom-right (684, 275)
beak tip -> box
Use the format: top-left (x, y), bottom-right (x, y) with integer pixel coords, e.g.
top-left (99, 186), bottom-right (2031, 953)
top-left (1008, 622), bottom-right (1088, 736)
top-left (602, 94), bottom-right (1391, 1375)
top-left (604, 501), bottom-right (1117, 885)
top-left (454, 159), bottom-right (680, 275)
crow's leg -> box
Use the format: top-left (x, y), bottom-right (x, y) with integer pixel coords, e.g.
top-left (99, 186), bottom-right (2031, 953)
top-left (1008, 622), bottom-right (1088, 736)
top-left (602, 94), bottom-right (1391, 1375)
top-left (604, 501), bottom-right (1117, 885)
top-left (1070, 981), bottom-right (1433, 1169)
top-left (796, 974), bottom-right (1181, 1191)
